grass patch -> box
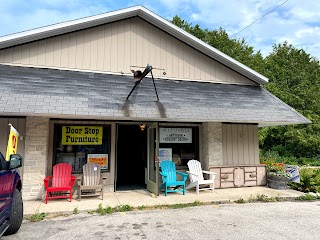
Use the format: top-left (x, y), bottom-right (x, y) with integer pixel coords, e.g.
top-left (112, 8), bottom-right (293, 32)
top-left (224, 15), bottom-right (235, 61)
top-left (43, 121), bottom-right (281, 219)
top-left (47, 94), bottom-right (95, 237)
top-left (295, 194), bottom-right (320, 201)
top-left (73, 207), bottom-right (79, 214)
top-left (97, 204), bottom-right (113, 215)
top-left (235, 198), bottom-right (245, 204)
top-left (168, 201), bottom-right (202, 209)
top-left (114, 204), bottom-right (134, 212)
top-left (248, 194), bottom-right (277, 203)
top-left (137, 205), bottom-right (146, 210)
top-left (27, 212), bottom-right (47, 222)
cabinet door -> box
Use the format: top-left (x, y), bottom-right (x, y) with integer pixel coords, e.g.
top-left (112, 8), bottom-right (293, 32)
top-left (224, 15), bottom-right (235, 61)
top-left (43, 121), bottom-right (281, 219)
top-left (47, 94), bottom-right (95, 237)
top-left (234, 167), bottom-right (245, 187)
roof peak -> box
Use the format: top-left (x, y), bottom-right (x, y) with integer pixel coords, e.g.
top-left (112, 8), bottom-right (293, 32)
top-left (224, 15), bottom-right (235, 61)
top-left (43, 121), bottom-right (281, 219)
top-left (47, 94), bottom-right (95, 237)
top-left (0, 6), bottom-right (268, 85)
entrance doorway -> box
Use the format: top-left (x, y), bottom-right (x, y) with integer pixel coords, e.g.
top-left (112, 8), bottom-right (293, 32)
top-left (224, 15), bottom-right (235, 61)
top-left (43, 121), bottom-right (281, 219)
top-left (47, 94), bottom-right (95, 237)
top-left (116, 124), bottom-right (147, 191)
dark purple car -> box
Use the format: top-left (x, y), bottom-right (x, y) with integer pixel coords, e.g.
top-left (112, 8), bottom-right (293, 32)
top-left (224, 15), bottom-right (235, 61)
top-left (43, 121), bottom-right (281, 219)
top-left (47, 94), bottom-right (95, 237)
top-left (0, 152), bottom-right (23, 237)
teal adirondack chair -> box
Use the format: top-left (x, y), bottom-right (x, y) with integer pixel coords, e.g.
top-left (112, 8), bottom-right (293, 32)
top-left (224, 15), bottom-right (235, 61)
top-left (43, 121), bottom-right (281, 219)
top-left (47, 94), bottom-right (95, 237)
top-left (160, 160), bottom-right (188, 196)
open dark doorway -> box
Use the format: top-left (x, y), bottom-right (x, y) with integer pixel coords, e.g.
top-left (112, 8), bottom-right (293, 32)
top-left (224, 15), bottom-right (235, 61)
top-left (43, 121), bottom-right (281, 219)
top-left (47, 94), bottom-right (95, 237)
top-left (116, 124), bottom-right (147, 191)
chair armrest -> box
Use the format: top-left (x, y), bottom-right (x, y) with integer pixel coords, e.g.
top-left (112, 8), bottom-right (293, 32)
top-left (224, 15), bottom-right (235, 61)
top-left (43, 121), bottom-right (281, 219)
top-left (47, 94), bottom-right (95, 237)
top-left (70, 175), bottom-right (76, 187)
top-left (187, 172), bottom-right (201, 177)
top-left (43, 176), bottom-right (53, 188)
top-left (76, 176), bottom-right (82, 186)
top-left (101, 175), bottom-right (107, 185)
top-left (202, 171), bottom-right (217, 180)
top-left (159, 172), bottom-right (167, 177)
top-left (177, 172), bottom-right (188, 181)
top-left (202, 170), bottom-right (217, 175)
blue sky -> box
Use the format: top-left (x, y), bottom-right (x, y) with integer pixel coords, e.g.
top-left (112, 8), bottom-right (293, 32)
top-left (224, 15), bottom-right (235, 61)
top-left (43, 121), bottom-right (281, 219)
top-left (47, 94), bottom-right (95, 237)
top-left (0, 0), bottom-right (319, 59)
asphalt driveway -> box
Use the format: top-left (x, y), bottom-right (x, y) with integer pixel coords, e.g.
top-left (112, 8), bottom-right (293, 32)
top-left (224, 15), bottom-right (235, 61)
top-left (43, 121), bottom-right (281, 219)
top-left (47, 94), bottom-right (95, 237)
top-left (3, 201), bottom-right (320, 240)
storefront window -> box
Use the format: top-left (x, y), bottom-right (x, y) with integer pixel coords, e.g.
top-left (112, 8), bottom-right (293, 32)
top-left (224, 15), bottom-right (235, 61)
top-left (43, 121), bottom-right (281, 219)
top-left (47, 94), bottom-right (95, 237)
top-left (159, 127), bottom-right (199, 167)
top-left (53, 124), bottom-right (111, 173)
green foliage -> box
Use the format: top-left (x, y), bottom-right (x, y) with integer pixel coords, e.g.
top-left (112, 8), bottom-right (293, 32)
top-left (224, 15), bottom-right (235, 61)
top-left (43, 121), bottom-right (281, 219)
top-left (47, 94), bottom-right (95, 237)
top-left (295, 193), bottom-right (320, 201)
top-left (97, 204), bottom-right (113, 215)
top-left (289, 168), bottom-right (320, 193)
top-left (171, 16), bottom-right (265, 74)
top-left (28, 212), bottom-right (47, 222)
top-left (172, 16), bottom-right (320, 160)
top-left (73, 207), bottom-right (79, 214)
top-left (137, 205), bottom-right (145, 210)
top-left (260, 150), bottom-right (320, 166)
top-left (260, 42), bottom-right (320, 158)
top-left (248, 194), bottom-right (277, 203)
top-left (169, 201), bottom-right (202, 209)
top-left (235, 198), bottom-right (245, 203)
top-left (114, 204), bottom-right (133, 212)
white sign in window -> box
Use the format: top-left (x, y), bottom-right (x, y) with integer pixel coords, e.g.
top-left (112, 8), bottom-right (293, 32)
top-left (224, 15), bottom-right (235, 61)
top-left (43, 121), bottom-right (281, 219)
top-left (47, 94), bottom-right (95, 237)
top-left (159, 128), bottom-right (192, 143)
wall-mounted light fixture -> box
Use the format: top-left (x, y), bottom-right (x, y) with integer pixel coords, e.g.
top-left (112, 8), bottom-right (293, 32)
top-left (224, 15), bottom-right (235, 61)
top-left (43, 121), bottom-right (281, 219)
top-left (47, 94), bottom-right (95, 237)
top-left (139, 124), bottom-right (146, 131)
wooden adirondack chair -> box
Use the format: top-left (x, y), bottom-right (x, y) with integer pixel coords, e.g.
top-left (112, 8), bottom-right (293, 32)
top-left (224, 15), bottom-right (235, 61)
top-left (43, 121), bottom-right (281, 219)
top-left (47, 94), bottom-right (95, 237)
top-left (77, 162), bottom-right (105, 201)
top-left (186, 160), bottom-right (217, 194)
top-left (160, 160), bottom-right (188, 196)
top-left (44, 163), bottom-right (76, 204)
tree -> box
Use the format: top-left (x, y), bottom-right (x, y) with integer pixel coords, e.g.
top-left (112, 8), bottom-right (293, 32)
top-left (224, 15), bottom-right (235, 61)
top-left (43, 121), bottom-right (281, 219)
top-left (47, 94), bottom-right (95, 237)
top-left (260, 42), bottom-right (320, 157)
top-left (171, 16), bottom-right (265, 74)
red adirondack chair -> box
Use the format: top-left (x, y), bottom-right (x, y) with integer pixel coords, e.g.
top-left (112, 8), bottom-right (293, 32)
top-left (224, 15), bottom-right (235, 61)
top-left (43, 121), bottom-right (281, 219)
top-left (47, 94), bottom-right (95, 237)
top-left (44, 163), bottom-right (76, 204)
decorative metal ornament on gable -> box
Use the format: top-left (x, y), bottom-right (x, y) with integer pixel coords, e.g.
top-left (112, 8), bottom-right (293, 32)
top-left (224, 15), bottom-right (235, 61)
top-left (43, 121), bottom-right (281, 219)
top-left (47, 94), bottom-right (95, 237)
top-left (126, 64), bottom-right (166, 101)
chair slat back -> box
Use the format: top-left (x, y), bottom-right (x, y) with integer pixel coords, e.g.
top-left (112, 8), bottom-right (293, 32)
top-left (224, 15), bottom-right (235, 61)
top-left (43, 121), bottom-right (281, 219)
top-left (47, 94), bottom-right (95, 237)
top-left (160, 161), bottom-right (177, 182)
top-left (83, 162), bottom-right (101, 186)
top-left (52, 163), bottom-right (72, 187)
top-left (187, 160), bottom-right (204, 182)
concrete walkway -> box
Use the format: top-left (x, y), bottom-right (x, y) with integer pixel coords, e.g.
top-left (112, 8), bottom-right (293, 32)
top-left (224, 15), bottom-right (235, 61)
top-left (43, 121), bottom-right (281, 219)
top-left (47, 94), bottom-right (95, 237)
top-left (23, 186), bottom-right (305, 216)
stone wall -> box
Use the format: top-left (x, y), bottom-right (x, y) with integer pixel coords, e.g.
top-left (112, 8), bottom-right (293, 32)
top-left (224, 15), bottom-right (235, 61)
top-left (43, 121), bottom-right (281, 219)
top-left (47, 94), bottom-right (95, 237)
top-left (202, 122), bottom-right (223, 170)
top-left (22, 116), bottom-right (49, 200)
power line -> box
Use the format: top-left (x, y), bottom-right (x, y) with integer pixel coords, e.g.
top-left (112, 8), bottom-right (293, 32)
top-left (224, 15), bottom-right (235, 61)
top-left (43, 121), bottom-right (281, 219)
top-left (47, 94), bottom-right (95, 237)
top-left (231, 0), bottom-right (289, 38)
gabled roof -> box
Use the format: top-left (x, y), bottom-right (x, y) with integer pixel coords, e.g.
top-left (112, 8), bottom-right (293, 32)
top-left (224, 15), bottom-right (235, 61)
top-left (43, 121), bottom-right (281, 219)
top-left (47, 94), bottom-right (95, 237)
top-left (0, 6), bottom-right (268, 85)
top-left (0, 64), bottom-right (309, 126)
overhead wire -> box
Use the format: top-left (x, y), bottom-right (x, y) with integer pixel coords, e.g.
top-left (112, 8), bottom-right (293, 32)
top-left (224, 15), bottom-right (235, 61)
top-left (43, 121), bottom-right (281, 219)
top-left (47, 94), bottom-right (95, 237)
top-left (231, 0), bottom-right (289, 38)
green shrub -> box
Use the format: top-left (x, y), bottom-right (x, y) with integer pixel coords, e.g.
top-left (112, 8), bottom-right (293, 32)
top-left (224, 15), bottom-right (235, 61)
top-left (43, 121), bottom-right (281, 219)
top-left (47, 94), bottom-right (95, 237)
top-left (295, 194), bottom-right (319, 201)
top-left (114, 204), bottom-right (133, 212)
top-left (97, 204), bottom-right (113, 215)
top-left (235, 198), bottom-right (245, 203)
top-left (28, 212), bottom-right (47, 222)
top-left (289, 168), bottom-right (320, 193)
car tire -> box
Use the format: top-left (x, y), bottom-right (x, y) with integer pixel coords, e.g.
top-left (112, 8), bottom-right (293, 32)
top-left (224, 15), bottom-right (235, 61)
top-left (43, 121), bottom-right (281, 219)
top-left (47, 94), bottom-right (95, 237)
top-left (4, 188), bottom-right (23, 236)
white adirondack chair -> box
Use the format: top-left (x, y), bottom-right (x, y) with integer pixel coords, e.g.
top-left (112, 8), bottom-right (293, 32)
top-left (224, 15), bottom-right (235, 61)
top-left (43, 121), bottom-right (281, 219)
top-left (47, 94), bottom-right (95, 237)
top-left (186, 160), bottom-right (216, 194)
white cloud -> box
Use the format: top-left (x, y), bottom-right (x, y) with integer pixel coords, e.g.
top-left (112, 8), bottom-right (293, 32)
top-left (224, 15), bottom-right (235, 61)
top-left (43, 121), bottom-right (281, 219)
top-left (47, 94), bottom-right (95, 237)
top-left (1, 0), bottom-right (320, 59)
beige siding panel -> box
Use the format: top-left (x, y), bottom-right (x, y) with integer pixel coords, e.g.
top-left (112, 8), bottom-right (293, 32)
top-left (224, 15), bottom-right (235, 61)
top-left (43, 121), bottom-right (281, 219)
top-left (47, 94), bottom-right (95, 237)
top-left (37, 40), bottom-right (46, 65)
top-left (28, 42), bottom-right (39, 65)
top-left (253, 125), bottom-right (259, 164)
top-left (129, 18), bottom-right (137, 69)
top-left (111, 22), bottom-right (119, 71)
top-left (68, 32), bottom-right (77, 69)
top-left (104, 24), bottom-right (112, 72)
top-left (60, 34), bottom-right (70, 67)
top-left (117, 21), bottom-right (125, 73)
top-left (237, 125), bottom-right (244, 164)
top-left (75, 31), bottom-right (84, 69)
top-left (45, 38), bottom-right (55, 66)
top-left (223, 124), bottom-right (259, 166)
top-left (53, 36), bottom-right (62, 67)
top-left (243, 124), bottom-right (250, 164)
top-left (0, 17), bottom-right (257, 85)
top-left (124, 21), bottom-right (131, 73)
top-left (226, 124), bottom-right (233, 165)
top-left (89, 27), bottom-right (98, 71)
top-left (82, 29), bottom-right (91, 70)
top-left (231, 124), bottom-right (238, 165)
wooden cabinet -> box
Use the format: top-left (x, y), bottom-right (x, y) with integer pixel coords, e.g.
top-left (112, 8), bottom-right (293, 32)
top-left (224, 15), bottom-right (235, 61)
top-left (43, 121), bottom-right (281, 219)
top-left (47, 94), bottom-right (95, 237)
top-left (209, 165), bottom-right (266, 189)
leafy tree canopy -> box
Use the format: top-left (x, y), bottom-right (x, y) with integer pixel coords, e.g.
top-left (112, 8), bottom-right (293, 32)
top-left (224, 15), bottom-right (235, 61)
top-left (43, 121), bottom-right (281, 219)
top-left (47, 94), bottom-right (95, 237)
top-left (171, 16), bottom-right (320, 159)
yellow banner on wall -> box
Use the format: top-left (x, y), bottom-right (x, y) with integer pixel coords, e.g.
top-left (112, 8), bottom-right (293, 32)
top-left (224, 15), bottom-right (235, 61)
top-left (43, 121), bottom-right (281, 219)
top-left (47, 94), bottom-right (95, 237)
top-left (6, 124), bottom-right (19, 160)
top-left (62, 126), bottom-right (103, 145)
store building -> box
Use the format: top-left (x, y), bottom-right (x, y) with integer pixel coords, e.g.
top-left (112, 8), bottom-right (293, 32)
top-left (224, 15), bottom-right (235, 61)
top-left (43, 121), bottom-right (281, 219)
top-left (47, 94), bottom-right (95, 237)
top-left (0, 6), bottom-right (310, 200)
